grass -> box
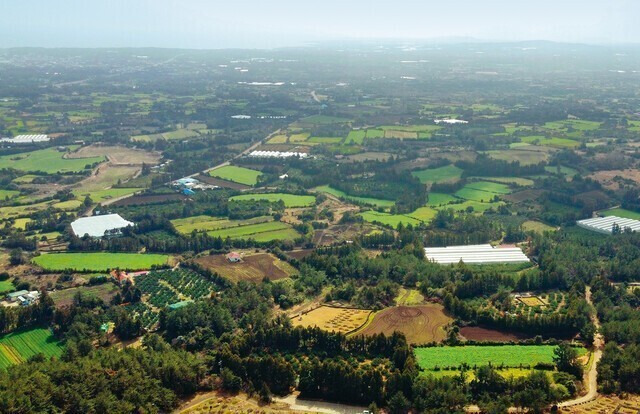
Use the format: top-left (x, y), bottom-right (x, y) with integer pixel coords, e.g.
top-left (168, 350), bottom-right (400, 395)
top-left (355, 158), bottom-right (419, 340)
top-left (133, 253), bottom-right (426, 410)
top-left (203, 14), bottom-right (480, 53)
top-left (412, 165), bottom-right (463, 184)
top-left (464, 181), bottom-right (512, 194)
top-left (543, 119), bottom-right (600, 132)
top-left (472, 177), bottom-right (534, 187)
top-left (230, 193), bottom-right (316, 207)
top-left (52, 199), bottom-right (83, 210)
top-left (520, 136), bottom-right (580, 149)
top-left (0, 328), bottom-right (64, 369)
top-left (73, 187), bottom-right (142, 203)
top-left (345, 130), bottom-right (366, 144)
top-left (0, 190), bottom-right (19, 200)
top-left (0, 279), bottom-right (15, 294)
top-left (601, 208), bottom-right (640, 220)
top-left (209, 165), bottom-right (262, 186)
top-left (486, 149), bottom-right (550, 166)
top-left (544, 165), bottom-right (578, 177)
top-left (308, 136), bottom-right (343, 144)
top-left (436, 200), bottom-right (504, 213)
top-left (426, 193), bottom-right (459, 207)
top-left (415, 345), bottom-right (586, 371)
top-left (360, 211), bottom-right (422, 228)
top-left (455, 182), bottom-right (511, 202)
top-left (33, 252), bottom-right (170, 272)
top-left (395, 288), bottom-right (425, 306)
top-left (206, 221), bottom-right (297, 241)
top-left (12, 218), bottom-right (31, 230)
top-left (314, 185), bottom-right (395, 207)
top-left (50, 283), bottom-right (119, 307)
top-left (298, 115), bottom-right (351, 125)
top-left (171, 215), bottom-right (271, 234)
top-left (522, 220), bottom-right (557, 233)
top-left (0, 147), bottom-right (104, 174)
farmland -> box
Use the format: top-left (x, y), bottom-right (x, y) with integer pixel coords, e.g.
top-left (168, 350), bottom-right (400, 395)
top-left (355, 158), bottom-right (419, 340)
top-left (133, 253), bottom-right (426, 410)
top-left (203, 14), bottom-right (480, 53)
top-left (209, 165), bottom-right (262, 186)
top-left (292, 306), bottom-right (373, 334)
top-left (33, 252), bottom-right (170, 271)
top-left (194, 252), bottom-right (296, 283)
top-left (0, 328), bottom-right (64, 369)
top-left (412, 165), bottom-right (463, 184)
top-left (601, 208), bottom-right (640, 220)
top-left (229, 193), bottom-right (316, 207)
top-left (313, 185), bottom-right (395, 207)
top-left (414, 345), bottom-right (586, 372)
top-left (355, 304), bottom-right (452, 344)
top-left (0, 147), bottom-right (104, 173)
top-left (171, 215), bottom-right (272, 234)
top-left (360, 206), bottom-right (437, 227)
top-left (206, 220), bottom-right (300, 242)
top-left (136, 268), bottom-right (216, 309)
top-left (50, 283), bottom-right (119, 307)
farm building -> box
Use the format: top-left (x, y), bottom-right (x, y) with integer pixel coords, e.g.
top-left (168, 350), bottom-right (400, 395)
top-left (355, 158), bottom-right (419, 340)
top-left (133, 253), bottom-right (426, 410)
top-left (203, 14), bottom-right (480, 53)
top-left (71, 214), bottom-right (134, 238)
top-left (6, 290), bottom-right (40, 306)
top-left (424, 244), bottom-right (530, 265)
top-left (226, 252), bottom-right (242, 262)
top-left (577, 215), bottom-right (640, 234)
top-left (0, 134), bottom-right (50, 144)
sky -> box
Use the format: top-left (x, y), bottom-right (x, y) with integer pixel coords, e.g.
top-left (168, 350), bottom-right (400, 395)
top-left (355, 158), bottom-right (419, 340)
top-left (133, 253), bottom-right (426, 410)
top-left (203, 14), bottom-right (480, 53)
top-left (1, 0), bottom-right (639, 48)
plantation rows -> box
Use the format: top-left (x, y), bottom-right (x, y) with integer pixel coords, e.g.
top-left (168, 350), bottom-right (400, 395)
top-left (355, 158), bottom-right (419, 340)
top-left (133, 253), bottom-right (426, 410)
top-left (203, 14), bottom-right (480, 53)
top-left (132, 269), bottom-right (216, 325)
top-left (125, 302), bottom-right (158, 328)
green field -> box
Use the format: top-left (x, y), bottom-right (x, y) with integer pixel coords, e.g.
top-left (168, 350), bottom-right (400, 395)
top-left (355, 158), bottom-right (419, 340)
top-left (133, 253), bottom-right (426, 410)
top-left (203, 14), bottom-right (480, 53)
top-left (33, 252), bottom-right (170, 271)
top-left (313, 185), bottom-right (395, 207)
top-left (412, 165), bottom-right (463, 184)
top-left (472, 177), bottom-right (534, 187)
top-left (0, 279), bottom-right (15, 294)
top-left (544, 165), bottom-right (578, 177)
top-left (207, 221), bottom-right (299, 241)
top-left (360, 211), bottom-right (422, 227)
top-left (308, 136), bottom-right (343, 144)
top-left (298, 115), bottom-right (351, 125)
top-left (230, 193), bottom-right (316, 207)
top-left (345, 130), bottom-right (366, 144)
top-left (464, 181), bottom-right (512, 194)
top-left (543, 119), bottom-right (600, 132)
top-left (601, 208), bottom-right (640, 220)
top-left (209, 165), bottom-right (263, 186)
top-left (426, 193), bottom-right (459, 207)
top-left (415, 345), bottom-right (586, 371)
top-left (131, 128), bottom-right (200, 142)
top-left (522, 220), bottom-right (557, 233)
top-left (0, 328), bottom-right (64, 369)
top-left (455, 181), bottom-right (511, 202)
top-left (437, 200), bottom-right (504, 214)
top-left (171, 215), bottom-right (272, 234)
top-left (0, 189), bottom-right (20, 200)
top-left (0, 147), bottom-right (104, 174)
top-left (521, 135), bottom-right (580, 149)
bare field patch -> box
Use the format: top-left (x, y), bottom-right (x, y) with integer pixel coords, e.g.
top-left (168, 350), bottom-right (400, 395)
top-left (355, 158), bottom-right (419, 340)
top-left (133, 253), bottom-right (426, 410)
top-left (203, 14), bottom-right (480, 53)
top-left (354, 304), bottom-right (452, 344)
top-left (292, 306), bottom-right (373, 334)
top-left (67, 145), bottom-right (161, 165)
top-left (588, 168), bottom-right (640, 191)
top-left (194, 253), bottom-right (296, 283)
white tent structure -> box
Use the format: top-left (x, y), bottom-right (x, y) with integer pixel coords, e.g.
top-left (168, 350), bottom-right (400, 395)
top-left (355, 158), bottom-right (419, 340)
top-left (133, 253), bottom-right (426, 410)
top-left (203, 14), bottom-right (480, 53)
top-left (577, 215), bottom-right (640, 234)
top-left (71, 214), bottom-right (134, 238)
top-left (424, 244), bottom-right (530, 265)
top-left (0, 134), bottom-right (50, 144)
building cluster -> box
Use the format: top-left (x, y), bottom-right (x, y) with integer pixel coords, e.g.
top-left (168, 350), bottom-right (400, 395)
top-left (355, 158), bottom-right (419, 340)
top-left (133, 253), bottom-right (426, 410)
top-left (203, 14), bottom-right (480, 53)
top-left (248, 150), bottom-right (308, 159)
top-left (6, 290), bottom-right (41, 306)
top-left (424, 244), bottom-right (530, 265)
top-left (172, 177), bottom-right (219, 195)
top-left (577, 215), bottom-right (640, 234)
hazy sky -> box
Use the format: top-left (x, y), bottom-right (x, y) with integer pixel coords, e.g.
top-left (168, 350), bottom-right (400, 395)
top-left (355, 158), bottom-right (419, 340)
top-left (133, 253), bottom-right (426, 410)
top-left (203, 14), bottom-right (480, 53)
top-left (2, 0), bottom-right (639, 48)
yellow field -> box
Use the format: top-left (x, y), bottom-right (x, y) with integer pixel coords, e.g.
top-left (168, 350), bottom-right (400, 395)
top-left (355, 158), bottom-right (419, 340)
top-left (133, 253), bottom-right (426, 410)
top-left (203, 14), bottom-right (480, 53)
top-left (291, 306), bottom-right (373, 334)
top-left (518, 296), bottom-right (546, 307)
top-left (560, 394), bottom-right (640, 413)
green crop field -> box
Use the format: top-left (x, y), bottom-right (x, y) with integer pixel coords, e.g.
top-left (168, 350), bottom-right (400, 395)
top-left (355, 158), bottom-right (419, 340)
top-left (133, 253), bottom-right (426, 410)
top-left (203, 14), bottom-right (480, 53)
top-left (0, 328), bottom-right (64, 369)
top-left (207, 221), bottom-right (299, 241)
top-left (0, 189), bottom-right (19, 200)
top-left (345, 130), bottom-right (366, 144)
top-left (415, 345), bottom-right (586, 371)
top-left (455, 181), bottom-right (511, 202)
top-left (171, 215), bottom-right (272, 234)
top-left (313, 185), bottom-right (395, 207)
top-left (412, 165), bottom-right (463, 184)
top-left (0, 147), bottom-right (104, 174)
top-left (472, 177), bottom-right (534, 186)
top-left (543, 119), bottom-right (600, 132)
top-left (308, 136), bottom-right (343, 144)
top-left (521, 136), bottom-right (580, 149)
top-left (601, 208), bottom-right (640, 220)
top-left (436, 199), bottom-right (504, 213)
top-left (544, 165), bottom-right (578, 177)
top-left (522, 220), bottom-right (557, 233)
top-left (464, 181), bottom-right (512, 194)
top-left (0, 279), bottom-right (15, 294)
top-left (230, 193), bottom-right (316, 207)
top-left (426, 193), bottom-right (459, 207)
top-left (33, 252), bottom-right (170, 271)
top-left (209, 165), bottom-right (262, 186)
top-left (360, 211), bottom-right (422, 227)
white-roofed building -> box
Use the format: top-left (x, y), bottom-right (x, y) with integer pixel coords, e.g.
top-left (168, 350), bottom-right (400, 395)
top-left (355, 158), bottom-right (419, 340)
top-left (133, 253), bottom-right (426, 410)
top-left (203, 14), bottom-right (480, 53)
top-left (425, 244), bottom-right (530, 265)
top-left (0, 134), bottom-right (50, 144)
top-left (577, 215), bottom-right (640, 234)
top-left (71, 214), bottom-right (134, 238)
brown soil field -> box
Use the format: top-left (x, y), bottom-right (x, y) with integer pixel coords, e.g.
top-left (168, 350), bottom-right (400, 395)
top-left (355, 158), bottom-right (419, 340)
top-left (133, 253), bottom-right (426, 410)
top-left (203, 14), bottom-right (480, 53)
top-left (195, 253), bottom-right (296, 283)
top-left (344, 152), bottom-right (394, 162)
top-left (355, 304), bottom-right (452, 344)
top-left (459, 326), bottom-right (531, 342)
top-left (196, 174), bottom-right (250, 190)
top-left (588, 169), bottom-right (640, 191)
top-left (67, 145), bottom-right (161, 165)
top-left (503, 189), bottom-right (545, 203)
top-left (292, 306), bottom-right (373, 334)
top-left (111, 193), bottom-right (186, 206)
top-left (50, 283), bottom-right (119, 308)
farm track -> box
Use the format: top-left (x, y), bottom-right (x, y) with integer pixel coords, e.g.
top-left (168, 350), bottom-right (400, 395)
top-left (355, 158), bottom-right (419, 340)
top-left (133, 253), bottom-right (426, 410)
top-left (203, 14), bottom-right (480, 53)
top-left (465, 286), bottom-right (603, 413)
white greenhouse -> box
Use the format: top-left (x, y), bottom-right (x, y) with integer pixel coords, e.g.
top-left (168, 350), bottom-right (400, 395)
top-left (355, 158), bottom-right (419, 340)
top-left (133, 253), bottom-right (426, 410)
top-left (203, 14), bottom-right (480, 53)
top-left (577, 215), bottom-right (640, 234)
top-left (424, 244), bottom-right (530, 265)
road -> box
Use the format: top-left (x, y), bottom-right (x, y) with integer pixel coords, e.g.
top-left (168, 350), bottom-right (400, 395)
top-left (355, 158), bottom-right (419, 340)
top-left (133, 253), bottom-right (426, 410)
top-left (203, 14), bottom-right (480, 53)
top-left (467, 286), bottom-right (604, 413)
